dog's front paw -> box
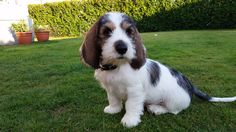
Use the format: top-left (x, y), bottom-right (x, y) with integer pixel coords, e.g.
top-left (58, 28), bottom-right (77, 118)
top-left (104, 105), bottom-right (122, 114)
top-left (121, 114), bottom-right (141, 128)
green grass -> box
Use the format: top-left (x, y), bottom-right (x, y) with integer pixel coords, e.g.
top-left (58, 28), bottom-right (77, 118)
top-left (0, 30), bottom-right (235, 131)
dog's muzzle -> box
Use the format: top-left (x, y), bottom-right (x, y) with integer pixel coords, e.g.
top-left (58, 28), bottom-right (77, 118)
top-left (114, 40), bottom-right (127, 55)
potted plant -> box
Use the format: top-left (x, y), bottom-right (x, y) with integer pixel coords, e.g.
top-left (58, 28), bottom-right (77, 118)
top-left (34, 25), bottom-right (50, 42)
top-left (11, 20), bottom-right (32, 45)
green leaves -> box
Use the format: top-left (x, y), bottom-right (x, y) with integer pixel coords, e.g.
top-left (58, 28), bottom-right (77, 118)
top-left (28, 0), bottom-right (236, 37)
top-left (11, 20), bottom-right (29, 32)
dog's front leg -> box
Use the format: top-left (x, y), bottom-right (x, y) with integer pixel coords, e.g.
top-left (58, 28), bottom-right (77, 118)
top-left (121, 84), bottom-right (144, 128)
top-left (104, 88), bottom-right (122, 114)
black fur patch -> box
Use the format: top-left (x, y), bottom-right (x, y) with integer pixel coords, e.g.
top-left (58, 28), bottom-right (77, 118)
top-left (122, 14), bottom-right (136, 26)
top-left (169, 68), bottom-right (212, 100)
top-left (169, 68), bottom-right (194, 98)
top-left (147, 60), bottom-right (160, 86)
top-left (98, 14), bottom-right (109, 26)
top-left (192, 86), bottom-right (211, 101)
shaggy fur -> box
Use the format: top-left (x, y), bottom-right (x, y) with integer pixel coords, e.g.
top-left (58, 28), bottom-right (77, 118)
top-left (80, 12), bottom-right (236, 128)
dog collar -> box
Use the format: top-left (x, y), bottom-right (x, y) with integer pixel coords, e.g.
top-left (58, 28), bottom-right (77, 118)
top-left (100, 64), bottom-right (117, 71)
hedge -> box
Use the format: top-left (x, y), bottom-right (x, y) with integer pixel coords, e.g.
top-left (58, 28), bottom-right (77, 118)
top-left (28, 0), bottom-right (236, 37)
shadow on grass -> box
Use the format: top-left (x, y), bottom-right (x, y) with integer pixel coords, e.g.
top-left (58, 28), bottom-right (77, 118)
top-left (0, 37), bottom-right (80, 47)
top-left (32, 37), bottom-right (80, 45)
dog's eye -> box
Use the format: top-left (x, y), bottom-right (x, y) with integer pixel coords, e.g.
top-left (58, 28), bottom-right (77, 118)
top-left (103, 27), bottom-right (112, 37)
top-left (126, 27), bottom-right (134, 36)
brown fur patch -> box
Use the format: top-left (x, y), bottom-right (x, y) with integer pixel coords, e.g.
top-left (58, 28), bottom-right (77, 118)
top-left (99, 21), bottom-right (116, 39)
top-left (80, 21), bottom-right (101, 69)
top-left (130, 28), bottom-right (146, 69)
top-left (105, 21), bottom-right (116, 30)
top-left (121, 21), bottom-right (136, 39)
top-left (121, 21), bottom-right (131, 29)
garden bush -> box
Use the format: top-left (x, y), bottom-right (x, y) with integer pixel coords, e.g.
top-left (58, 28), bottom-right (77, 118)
top-left (28, 0), bottom-right (236, 37)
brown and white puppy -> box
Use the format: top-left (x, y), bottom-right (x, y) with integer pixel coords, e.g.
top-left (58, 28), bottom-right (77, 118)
top-left (80, 12), bottom-right (236, 128)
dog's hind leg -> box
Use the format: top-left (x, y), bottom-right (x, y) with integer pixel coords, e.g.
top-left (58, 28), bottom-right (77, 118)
top-left (147, 104), bottom-right (169, 115)
top-left (165, 92), bottom-right (191, 115)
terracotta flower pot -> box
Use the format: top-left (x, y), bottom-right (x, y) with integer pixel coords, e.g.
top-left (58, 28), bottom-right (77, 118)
top-left (35, 31), bottom-right (49, 42)
top-left (16, 32), bottom-right (32, 45)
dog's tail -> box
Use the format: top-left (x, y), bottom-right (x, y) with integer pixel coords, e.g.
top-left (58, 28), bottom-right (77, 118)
top-left (192, 87), bottom-right (236, 102)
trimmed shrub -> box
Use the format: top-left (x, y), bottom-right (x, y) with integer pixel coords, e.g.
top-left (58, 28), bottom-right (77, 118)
top-left (28, 0), bottom-right (236, 37)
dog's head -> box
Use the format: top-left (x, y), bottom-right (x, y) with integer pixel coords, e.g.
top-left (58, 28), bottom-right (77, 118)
top-left (80, 12), bottom-right (146, 69)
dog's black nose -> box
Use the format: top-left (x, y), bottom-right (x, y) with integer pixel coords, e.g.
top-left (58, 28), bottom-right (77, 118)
top-left (114, 40), bottom-right (127, 55)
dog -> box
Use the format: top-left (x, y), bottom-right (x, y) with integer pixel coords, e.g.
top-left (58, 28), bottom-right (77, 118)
top-left (80, 12), bottom-right (236, 128)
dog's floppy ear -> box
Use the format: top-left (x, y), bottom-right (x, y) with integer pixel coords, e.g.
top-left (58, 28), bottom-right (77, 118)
top-left (80, 21), bottom-right (101, 69)
top-left (130, 29), bottom-right (146, 69)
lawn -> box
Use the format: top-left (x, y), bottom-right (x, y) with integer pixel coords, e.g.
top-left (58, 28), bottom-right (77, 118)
top-left (0, 30), bottom-right (235, 131)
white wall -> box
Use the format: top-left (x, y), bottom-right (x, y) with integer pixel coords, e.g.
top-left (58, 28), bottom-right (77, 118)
top-left (0, 3), bottom-right (33, 45)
